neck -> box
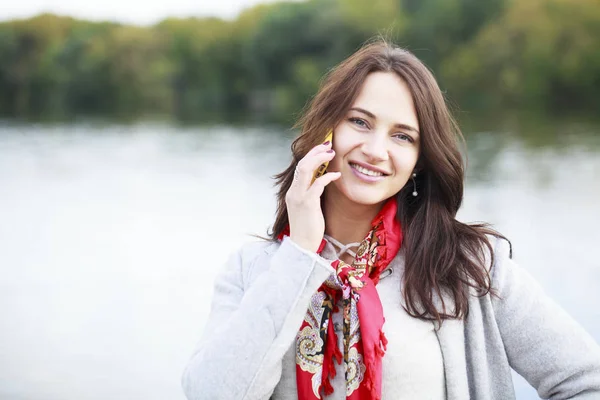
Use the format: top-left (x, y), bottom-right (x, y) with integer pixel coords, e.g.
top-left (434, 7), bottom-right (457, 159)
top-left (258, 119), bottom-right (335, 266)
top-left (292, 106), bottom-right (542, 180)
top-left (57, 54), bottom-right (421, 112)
top-left (323, 187), bottom-right (384, 245)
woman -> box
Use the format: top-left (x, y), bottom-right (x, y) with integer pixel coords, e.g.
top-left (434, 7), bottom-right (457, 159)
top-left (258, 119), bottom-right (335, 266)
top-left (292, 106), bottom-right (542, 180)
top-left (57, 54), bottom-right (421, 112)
top-left (182, 40), bottom-right (600, 399)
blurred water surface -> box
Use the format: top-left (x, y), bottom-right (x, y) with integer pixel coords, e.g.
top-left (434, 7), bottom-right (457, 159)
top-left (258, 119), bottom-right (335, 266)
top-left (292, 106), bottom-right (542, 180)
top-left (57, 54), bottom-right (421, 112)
top-left (0, 121), bottom-right (599, 400)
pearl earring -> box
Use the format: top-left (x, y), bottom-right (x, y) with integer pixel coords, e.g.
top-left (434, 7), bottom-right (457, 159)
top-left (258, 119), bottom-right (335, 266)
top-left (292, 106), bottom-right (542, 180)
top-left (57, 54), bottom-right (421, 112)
top-left (411, 173), bottom-right (418, 197)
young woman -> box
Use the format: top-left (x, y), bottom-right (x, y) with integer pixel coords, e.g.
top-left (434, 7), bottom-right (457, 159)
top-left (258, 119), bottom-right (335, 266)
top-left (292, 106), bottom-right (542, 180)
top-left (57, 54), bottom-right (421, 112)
top-left (182, 40), bottom-right (600, 400)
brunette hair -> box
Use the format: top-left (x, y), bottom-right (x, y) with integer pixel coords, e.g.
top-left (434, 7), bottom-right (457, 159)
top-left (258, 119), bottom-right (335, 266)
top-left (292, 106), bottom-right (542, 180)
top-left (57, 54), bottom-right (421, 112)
top-left (269, 39), bottom-right (506, 323)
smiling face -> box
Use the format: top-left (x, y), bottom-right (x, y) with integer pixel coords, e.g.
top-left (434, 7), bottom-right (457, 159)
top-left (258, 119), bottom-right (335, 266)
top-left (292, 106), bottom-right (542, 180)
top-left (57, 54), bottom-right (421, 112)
top-left (325, 71), bottom-right (420, 207)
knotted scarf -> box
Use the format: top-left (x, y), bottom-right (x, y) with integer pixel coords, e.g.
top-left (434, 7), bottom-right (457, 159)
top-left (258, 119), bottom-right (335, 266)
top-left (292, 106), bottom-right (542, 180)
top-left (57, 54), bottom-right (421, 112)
top-left (279, 198), bottom-right (402, 400)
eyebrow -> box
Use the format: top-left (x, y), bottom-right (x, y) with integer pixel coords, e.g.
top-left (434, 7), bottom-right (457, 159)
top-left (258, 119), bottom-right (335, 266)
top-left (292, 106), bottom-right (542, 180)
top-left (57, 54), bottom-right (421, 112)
top-left (349, 107), bottom-right (420, 136)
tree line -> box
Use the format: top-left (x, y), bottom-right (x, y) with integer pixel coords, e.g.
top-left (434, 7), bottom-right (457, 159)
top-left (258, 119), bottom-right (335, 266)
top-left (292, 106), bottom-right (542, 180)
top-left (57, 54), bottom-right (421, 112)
top-left (0, 0), bottom-right (598, 123)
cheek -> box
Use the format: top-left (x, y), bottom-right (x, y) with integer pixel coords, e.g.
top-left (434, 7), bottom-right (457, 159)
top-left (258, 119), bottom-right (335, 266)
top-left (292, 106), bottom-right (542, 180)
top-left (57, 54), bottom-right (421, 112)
top-left (392, 149), bottom-right (419, 175)
top-left (329, 153), bottom-right (346, 172)
top-left (331, 131), bottom-right (354, 166)
top-left (332, 127), bottom-right (350, 152)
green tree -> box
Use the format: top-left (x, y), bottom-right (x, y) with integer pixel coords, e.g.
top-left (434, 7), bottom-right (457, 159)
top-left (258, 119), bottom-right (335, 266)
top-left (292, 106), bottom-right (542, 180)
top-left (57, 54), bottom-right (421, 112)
top-left (442, 0), bottom-right (600, 112)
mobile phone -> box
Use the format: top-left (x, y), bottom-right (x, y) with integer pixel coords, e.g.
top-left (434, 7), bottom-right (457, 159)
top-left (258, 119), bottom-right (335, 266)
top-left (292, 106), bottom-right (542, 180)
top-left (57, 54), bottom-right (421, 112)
top-left (312, 129), bottom-right (334, 183)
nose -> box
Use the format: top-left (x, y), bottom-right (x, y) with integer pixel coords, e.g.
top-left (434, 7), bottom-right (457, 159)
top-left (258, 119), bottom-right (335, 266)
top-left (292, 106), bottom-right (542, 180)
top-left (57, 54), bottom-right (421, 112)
top-left (360, 131), bottom-right (388, 162)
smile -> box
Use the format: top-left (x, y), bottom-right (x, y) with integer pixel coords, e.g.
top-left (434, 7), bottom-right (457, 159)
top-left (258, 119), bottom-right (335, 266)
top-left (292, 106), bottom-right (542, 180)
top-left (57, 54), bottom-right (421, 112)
top-left (350, 163), bottom-right (384, 176)
top-left (349, 162), bottom-right (388, 182)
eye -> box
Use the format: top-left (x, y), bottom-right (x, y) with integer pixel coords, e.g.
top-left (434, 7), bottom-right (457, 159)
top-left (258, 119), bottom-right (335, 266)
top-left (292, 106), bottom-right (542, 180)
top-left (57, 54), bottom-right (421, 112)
top-left (348, 117), bottom-right (368, 128)
top-left (393, 133), bottom-right (414, 143)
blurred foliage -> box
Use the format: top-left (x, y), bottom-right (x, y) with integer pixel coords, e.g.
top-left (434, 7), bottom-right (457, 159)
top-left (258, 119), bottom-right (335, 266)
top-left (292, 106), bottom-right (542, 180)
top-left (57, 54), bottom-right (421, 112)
top-left (0, 0), bottom-right (598, 124)
top-left (442, 0), bottom-right (600, 113)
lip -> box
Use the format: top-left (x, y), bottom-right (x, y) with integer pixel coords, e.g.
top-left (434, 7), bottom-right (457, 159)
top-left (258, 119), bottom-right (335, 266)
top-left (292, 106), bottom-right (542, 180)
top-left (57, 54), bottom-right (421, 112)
top-left (349, 162), bottom-right (388, 183)
top-left (349, 161), bottom-right (390, 175)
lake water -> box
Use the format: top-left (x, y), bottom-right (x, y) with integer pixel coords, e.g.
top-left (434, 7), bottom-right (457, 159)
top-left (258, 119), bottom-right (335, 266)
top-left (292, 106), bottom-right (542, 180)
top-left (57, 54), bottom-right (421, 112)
top-left (0, 121), bottom-right (599, 399)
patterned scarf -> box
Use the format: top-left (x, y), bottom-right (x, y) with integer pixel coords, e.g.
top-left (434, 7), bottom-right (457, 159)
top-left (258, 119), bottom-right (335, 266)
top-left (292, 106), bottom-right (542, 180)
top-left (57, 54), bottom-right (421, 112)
top-left (280, 198), bottom-right (402, 400)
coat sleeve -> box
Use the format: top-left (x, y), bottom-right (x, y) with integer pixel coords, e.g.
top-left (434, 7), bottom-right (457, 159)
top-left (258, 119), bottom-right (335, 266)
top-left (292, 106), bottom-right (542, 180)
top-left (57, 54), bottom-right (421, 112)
top-left (491, 238), bottom-right (600, 399)
top-left (181, 237), bottom-right (334, 400)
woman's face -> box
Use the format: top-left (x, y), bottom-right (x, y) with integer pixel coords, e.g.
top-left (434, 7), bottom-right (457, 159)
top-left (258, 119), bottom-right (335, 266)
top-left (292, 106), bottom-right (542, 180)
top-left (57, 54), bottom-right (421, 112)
top-left (326, 71), bottom-right (420, 207)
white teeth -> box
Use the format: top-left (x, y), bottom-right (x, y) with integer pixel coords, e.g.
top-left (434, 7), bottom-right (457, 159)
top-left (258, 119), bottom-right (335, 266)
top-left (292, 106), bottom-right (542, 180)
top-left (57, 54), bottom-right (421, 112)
top-left (350, 163), bottom-right (384, 177)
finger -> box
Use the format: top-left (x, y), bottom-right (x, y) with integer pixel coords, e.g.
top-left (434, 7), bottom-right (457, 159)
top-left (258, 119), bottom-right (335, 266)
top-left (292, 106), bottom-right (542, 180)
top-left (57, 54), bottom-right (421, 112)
top-left (295, 150), bottom-right (336, 189)
top-left (307, 171), bottom-right (341, 198)
top-left (296, 141), bottom-right (333, 172)
top-left (304, 140), bottom-right (333, 158)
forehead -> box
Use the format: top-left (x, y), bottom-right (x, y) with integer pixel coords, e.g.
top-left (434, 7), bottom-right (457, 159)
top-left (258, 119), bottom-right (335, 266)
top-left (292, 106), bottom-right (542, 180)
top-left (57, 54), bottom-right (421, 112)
top-left (351, 71), bottom-right (418, 128)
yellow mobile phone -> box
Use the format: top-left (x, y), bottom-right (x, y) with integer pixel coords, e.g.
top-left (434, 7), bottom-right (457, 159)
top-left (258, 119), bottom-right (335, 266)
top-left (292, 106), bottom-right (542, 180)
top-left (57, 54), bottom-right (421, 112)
top-left (312, 129), bottom-right (334, 183)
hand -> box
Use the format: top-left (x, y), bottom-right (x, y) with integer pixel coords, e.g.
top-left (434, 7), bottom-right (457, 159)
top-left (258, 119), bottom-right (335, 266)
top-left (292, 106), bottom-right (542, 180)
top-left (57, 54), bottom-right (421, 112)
top-left (285, 141), bottom-right (341, 253)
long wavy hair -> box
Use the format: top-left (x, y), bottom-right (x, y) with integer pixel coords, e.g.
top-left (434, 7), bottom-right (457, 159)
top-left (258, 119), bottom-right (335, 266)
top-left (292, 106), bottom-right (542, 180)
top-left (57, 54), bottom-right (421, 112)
top-left (269, 39), bottom-right (506, 323)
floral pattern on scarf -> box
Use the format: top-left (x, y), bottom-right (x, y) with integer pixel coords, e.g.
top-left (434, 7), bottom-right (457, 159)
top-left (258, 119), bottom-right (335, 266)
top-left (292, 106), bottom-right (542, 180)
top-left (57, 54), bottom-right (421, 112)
top-left (280, 198), bottom-right (402, 400)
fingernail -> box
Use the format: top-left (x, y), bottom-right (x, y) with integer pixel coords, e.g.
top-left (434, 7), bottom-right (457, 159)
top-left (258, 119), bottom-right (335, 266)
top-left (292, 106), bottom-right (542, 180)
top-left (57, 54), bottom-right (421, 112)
top-left (327, 149), bottom-right (334, 153)
top-left (323, 141), bottom-right (331, 146)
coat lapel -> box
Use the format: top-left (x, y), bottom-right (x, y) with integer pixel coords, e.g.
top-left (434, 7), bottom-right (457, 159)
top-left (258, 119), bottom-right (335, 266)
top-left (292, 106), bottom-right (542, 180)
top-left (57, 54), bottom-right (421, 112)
top-left (433, 290), bottom-right (471, 399)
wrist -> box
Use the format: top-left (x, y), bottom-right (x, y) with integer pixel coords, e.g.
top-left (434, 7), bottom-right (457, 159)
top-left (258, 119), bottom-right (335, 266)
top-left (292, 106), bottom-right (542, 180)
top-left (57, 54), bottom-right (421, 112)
top-left (289, 234), bottom-right (320, 253)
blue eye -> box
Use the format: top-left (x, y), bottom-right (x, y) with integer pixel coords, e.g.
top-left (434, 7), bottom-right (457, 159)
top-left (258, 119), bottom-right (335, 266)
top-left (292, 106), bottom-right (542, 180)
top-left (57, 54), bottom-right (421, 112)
top-left (394, 133), bottom-right (414, 143)
top-left (349, 117), bottom-right (367, 128)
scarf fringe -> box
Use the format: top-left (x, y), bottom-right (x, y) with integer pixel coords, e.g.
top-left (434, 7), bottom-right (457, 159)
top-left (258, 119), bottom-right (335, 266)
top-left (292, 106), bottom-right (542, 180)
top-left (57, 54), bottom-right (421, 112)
top-left (321, 323), bottom-right (344, 396)
top-left (362, 330), bottom-right (388, 400)
top-left (322, 345), bottom-right (342, 395)
top-left (322, 376), bottom-right (334, 396)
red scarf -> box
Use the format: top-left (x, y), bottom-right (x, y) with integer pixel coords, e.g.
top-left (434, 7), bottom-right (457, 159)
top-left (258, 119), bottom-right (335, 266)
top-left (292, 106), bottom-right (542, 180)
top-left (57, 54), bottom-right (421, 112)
top-left (280, 198), bottom-right (402, 400)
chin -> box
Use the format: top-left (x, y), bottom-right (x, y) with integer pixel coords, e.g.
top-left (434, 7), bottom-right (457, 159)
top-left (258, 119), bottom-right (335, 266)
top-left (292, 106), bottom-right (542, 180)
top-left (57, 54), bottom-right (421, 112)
top-left (336, 182), bottom-right (393, 206)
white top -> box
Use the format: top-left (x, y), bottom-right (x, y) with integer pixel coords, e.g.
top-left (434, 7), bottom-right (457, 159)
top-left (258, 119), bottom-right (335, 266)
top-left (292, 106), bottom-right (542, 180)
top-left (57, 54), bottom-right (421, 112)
top-left (273, 238), bottom-right (445, 399)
